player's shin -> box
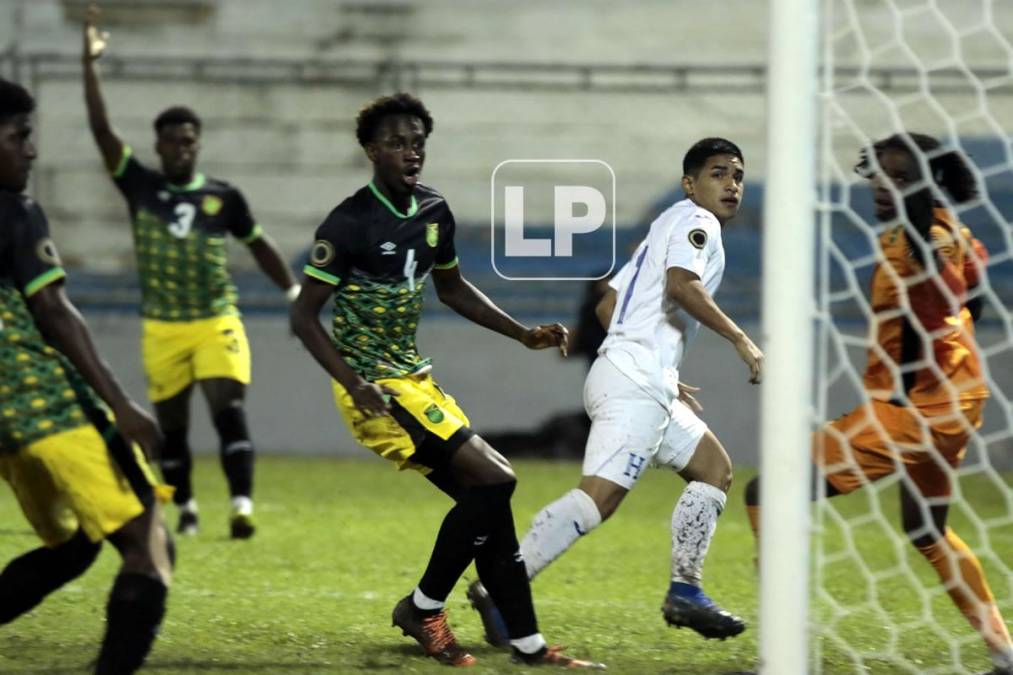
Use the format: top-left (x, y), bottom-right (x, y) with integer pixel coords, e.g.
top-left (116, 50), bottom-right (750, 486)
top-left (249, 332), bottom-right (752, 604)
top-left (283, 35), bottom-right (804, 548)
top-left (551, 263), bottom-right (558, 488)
top-left (95, 573), bottom-right (167, 675)
top-left (670, 481), bottom-right (726, 587)
top-left (159, 428), bottom-right (193, 505)
top-left (416, 486), bottom-right (496, 605)
top-left (518, 488), bottom-right (602, 580)
top-left (0, 529), bottom-right (101, 624)
top-left (212, 407), bottom-right (254, 502)
top-left (916, 528), bottom-right (1013, 659)
top-left (473, 482), bottom-right (541, 644)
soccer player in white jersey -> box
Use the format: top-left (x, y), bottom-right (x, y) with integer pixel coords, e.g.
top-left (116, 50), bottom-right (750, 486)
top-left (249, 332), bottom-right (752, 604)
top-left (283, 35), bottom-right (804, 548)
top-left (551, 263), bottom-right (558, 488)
top-left (469, 137), bottom-right (763, 644)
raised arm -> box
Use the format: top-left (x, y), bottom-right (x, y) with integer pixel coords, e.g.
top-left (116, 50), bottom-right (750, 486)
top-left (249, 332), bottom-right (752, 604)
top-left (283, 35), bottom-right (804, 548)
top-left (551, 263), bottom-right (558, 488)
top-left (666, 266), bottom-right (763, 384)
top-left (82, 4), bottom-right (125, 173)
top-left (28, 283), bottom-right (162, 457)
top-left (431, 264), bottom-right (568, 355)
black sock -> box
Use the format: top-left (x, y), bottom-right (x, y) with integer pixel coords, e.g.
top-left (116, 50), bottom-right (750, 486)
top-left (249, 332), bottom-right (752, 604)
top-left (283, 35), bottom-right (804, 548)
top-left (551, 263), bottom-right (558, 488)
top-left (473, 483), bottom-right (539, 639)
top-left (95, 573), bottom-right (167, 675)
top-left (416, 483), bottom-right (515, 603)
top-left (0, 530), bottom-right (101, 624)
top-left (159, 428), bottom-right (193, 506)
top-left (213, 407), bottom-right (254, 499)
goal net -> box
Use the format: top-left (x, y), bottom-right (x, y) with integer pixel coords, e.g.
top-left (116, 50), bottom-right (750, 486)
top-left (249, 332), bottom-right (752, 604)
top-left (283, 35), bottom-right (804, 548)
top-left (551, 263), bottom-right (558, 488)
top-left (808, 1), bottom-right (1013, 673)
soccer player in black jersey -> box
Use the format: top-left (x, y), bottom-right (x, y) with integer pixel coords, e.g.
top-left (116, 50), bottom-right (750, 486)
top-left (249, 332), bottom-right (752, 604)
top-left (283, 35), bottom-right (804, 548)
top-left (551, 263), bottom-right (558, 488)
top-left (290, 93), bottom-right (604, 669)
top-left (0, 77), bottom-right (173, 674)
top-left (82, 6), bottom-right (300, 538)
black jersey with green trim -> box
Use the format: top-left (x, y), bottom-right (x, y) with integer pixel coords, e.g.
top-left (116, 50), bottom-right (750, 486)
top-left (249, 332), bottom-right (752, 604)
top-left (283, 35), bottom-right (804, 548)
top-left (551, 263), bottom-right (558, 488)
top-left (111, 146), bottom-right (261, 321)
top-left (305, 182), bottom-right (459, 381)
top-left (0, 192), bottom-right (99, 453)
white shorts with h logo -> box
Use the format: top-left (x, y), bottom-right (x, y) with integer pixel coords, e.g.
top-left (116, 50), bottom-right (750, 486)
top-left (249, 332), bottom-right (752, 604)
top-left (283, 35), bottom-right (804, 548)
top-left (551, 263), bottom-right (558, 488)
top-left (581, 355), bottom-right (708, 490)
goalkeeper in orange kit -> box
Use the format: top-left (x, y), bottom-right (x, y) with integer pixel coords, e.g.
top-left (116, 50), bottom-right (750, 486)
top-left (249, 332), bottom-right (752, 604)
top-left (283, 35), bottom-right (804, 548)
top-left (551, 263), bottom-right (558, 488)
top-left (744, 132), bottom-right (1012, 675)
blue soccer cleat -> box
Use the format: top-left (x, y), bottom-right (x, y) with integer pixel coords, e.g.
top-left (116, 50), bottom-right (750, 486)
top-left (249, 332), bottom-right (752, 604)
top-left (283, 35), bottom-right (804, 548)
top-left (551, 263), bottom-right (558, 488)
top-left (661, 582), bottom-right (746, 640)
top-left (465, 580), bottom-right (511, 648)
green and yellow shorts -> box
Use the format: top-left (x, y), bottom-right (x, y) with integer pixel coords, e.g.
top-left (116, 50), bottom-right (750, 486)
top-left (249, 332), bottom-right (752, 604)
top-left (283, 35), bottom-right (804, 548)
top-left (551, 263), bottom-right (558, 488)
top-left (332, 371), bottom-right (474, 474)
top-left (0, 423), bottom-right (170, 546)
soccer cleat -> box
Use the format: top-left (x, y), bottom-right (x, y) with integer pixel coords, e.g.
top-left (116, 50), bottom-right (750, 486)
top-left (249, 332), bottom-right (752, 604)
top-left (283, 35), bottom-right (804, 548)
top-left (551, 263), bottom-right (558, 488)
top-left (662, 583), bottom-right (746, 640)
top-left (391, 595), bottom-right (477, 667)
top-left (511, 645), bottom-right (607, 669)
top-left (983, 666), bottom-right (1013, 675)
top-left (229, 510), bottom-right (256, 539)
top-left (465, 580), bottom-right (511, 648)
top-left (176, 510), bottom-right (198, 536)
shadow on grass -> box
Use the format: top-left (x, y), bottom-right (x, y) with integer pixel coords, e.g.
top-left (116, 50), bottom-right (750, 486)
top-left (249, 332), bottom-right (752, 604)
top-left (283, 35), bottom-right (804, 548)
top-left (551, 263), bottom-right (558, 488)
top-left (147, 661), bottom-right (343, 672)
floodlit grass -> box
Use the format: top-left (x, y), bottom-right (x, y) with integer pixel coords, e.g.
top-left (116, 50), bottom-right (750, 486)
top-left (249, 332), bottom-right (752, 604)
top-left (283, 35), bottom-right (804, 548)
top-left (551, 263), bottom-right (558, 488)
top-left (0, 457), bottom-right (1009, 673)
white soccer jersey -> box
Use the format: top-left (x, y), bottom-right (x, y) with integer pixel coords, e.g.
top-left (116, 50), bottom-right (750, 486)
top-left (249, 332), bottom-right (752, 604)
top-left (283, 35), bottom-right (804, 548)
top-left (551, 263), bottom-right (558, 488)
top-left (599, 198), bottom-right (725, 406)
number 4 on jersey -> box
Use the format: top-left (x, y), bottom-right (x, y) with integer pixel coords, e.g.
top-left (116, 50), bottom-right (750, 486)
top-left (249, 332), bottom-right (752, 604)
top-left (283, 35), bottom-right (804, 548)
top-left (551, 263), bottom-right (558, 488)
top-left (403, 248), bottom-right (418, 291)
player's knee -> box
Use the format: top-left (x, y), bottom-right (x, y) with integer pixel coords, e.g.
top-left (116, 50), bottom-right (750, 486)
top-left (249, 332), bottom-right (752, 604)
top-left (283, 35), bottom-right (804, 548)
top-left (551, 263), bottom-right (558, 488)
top-left (909, 532), bottom-right (940, 550)
top-left (720, 464), bottom-right (733, 493)
top-left (744, 475), bottom-right (760, 506)
top-left (701, 455), bottom-right (733, 493)
top-left (162, 428), bottom-right (189, 454)
top-left (497, 465), bottom-right (517, 485)
top-left (595, 494), bottom-right (621, 521)
top-left (110, 512), bottom-right (172, 585)
top-left (578, 480), bottom-right (624, 522)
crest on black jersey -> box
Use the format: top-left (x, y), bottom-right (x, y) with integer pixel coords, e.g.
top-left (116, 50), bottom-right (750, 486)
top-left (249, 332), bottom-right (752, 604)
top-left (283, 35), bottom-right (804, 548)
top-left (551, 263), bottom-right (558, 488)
top-left (311, 240), bottom-right (336, 266)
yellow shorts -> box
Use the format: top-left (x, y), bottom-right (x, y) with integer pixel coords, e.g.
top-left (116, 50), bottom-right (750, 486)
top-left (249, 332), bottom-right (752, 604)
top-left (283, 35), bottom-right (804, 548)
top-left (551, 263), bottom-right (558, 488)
top-left (814, 398), bottom-right (984, 497)
top-left (0, 424), bottom-right (164, 546)
top-left (332, 371), bottom-right (473, 474)
top-left (142, 315), bottom-right (251, 402)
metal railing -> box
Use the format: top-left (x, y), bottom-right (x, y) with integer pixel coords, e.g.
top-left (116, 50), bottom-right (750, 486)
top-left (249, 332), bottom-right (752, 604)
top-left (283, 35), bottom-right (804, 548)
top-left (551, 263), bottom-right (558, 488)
top-left (2, 49), bottom-right (1009, 95)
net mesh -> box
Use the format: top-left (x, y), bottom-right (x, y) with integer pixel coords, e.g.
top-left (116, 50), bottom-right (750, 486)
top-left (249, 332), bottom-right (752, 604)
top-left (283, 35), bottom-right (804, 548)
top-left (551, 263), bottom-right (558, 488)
top-left (814, 1), bottom-right (1013, 673)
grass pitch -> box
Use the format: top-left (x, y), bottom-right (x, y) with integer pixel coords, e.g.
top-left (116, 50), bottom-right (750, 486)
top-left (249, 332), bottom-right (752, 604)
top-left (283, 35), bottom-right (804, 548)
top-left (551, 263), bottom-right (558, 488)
top-left (0, 457), bottom-right (1009, 674)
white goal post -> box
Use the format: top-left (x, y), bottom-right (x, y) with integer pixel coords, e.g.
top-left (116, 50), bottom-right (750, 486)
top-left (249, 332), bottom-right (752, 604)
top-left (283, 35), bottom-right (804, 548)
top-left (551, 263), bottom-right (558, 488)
top-left (759, 0), bottom-right (820, 673)
top-left (762, 1), bottom-right (1013, 673)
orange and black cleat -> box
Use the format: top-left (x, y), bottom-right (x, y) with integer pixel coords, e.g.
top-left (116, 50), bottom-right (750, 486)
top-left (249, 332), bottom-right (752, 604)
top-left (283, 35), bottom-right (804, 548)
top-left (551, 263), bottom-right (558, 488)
top-left (391, 595), bottom-right (477, 667)
top-left (511, 644), bottom-right (607, 669)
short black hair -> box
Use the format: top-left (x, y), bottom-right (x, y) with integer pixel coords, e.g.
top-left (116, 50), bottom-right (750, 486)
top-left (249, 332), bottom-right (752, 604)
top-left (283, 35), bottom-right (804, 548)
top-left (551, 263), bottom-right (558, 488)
top-left (154, 106), bottom-right (202, 135)
top-left (0, 78), bottom-right (35, 123)
top-left (855, 132), bottom-right (978, 204)
top-left (682, 137), bottom-right (744, 176)
top-left (355, 93), bottom-right (434, 147)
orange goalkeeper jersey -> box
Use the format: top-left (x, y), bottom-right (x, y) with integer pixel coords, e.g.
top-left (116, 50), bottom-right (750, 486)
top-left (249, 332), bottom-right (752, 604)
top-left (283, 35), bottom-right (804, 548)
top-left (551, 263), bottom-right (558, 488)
top-left (863, 207), bottom-right (989, 407)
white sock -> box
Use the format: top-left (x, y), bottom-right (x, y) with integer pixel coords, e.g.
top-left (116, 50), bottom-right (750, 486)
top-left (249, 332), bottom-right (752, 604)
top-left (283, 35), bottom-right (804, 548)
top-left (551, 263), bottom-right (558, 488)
top-left (180, 499), bottom-right (198, 514)
top-left (519, 488), bottom-right (602, 580)
top-left (412, 586), bottom-right (444, 611)
top-left (231, 496), bottom-right (253, 515)
top-left (510, 632), bottom-right (547, 655)
top-left (671, 481), bottom-right (726, 585)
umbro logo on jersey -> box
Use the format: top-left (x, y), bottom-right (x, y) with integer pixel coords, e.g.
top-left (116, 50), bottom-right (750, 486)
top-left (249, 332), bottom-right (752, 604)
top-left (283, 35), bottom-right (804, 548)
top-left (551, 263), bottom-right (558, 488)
top-left (380, 241), bottom-right (398, 255)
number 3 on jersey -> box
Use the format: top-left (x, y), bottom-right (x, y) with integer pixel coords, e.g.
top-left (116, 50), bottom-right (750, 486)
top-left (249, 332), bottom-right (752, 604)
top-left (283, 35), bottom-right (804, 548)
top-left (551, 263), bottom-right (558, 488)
top-left (168, 202), bottom-right (196, 239)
